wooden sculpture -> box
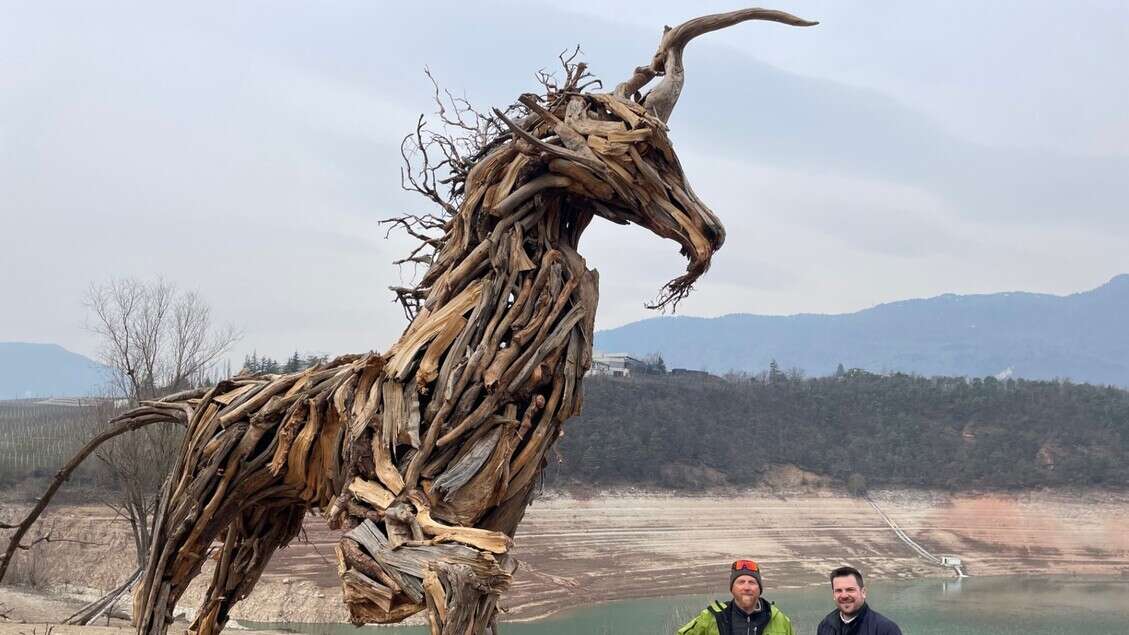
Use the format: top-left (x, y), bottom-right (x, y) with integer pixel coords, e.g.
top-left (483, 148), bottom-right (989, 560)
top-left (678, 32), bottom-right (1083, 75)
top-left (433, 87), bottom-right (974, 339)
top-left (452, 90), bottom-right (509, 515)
top-left (0, 8), bottom-right (815, 635)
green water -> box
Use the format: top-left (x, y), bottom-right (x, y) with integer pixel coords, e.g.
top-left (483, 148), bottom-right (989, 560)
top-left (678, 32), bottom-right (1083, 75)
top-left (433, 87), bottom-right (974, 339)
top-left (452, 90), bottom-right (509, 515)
top-left (242, 576), bottom-right (1129, 634)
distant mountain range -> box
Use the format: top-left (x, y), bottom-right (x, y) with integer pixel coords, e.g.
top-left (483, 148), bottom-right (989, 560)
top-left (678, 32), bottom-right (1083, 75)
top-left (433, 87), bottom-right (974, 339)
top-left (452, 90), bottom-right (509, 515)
top-left (7, 276), bottom-right (1129, 397)
top-left (595, 275), bottom-right (1129, 386)
top-left (0, 342), bottom-right (110, 399)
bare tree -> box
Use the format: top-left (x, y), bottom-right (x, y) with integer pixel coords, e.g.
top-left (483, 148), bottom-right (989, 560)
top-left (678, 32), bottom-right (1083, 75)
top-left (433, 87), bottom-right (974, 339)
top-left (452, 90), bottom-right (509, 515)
top-left (84, 278), bottom-right (240, 566)
top-left (89, 401), bottom-right (175, 568)
top-left (85, 279), bottom-right (240, 402)
top-left (170, 290), bottom-right (239, 392)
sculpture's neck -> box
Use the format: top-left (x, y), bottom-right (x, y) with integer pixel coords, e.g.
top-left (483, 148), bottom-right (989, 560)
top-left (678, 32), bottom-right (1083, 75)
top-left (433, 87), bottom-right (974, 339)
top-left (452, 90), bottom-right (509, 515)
top-left (385, 198), bottom-right (598, 398)
top-left (411, 195), bottom-right (592, 324)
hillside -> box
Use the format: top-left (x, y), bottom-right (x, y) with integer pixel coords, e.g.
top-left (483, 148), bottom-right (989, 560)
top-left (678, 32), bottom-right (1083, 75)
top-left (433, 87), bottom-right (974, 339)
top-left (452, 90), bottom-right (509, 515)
top-left (546, 373), bottom-right (1129, 490)
top-left (4, 371), bottom-right (1126, 492)
top-left (594, 274), bottom-right (1129, 386)
top-left (0, 342), bottom-right (110, 399)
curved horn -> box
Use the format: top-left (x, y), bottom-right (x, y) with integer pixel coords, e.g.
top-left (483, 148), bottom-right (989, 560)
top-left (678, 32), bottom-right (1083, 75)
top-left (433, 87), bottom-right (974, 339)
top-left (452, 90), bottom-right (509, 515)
top-left (615, 8), bottom-right (818, 122)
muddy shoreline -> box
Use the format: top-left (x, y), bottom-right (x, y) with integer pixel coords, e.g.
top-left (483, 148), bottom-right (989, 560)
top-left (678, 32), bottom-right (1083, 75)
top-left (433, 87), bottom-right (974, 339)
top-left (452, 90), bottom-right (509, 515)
top-left (3, 487), bottom-right (1128, 626)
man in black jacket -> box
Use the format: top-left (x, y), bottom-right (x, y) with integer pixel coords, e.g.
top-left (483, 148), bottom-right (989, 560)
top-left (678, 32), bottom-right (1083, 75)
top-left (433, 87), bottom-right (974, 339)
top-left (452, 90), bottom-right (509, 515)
top-left (816, 566), bottom-right (902, 635)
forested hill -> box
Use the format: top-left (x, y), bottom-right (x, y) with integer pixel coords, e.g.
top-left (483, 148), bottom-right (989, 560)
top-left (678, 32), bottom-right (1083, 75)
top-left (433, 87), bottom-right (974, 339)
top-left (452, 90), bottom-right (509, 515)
top-left (545, 373), bottom-right (1129, 490)
top-left (593, 274), bottom-right (1129, 386)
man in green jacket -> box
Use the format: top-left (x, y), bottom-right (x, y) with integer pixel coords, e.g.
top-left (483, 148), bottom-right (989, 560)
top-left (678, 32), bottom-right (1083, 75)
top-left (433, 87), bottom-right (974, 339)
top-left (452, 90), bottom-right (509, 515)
top-left (677, 559), bottom-right (795, 635)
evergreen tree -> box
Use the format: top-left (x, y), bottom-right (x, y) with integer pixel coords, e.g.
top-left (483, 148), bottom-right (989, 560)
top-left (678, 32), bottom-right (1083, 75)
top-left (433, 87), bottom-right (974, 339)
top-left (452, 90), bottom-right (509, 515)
top-left (768, 359), bottom-right (785, 384)
top-left (260, 356), bottom-right (280, 374)
top-left (243, 351), bottom-right (260, 374)
top-left (283, 351), bottom-right (302, 373)
top-left (641, 353), bottom-right (667, 374)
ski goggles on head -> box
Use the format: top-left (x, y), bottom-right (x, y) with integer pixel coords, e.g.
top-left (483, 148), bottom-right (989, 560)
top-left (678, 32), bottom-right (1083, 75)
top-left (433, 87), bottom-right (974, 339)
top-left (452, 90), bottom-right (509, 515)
top-left (731, 559), bottom-right (760, 572)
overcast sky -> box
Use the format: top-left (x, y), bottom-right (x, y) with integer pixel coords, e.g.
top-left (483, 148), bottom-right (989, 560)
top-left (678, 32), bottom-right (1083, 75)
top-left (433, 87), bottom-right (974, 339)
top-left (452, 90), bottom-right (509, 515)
top-left (2, 0), bottom-right (1127, 366)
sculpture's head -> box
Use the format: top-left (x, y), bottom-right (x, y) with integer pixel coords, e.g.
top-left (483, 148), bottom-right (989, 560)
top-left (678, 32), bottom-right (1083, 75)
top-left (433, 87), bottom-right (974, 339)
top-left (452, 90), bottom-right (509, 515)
top-left (491, 89), bottom-right (728, 311)
top-left (399, 9), bottom-right (815, 314)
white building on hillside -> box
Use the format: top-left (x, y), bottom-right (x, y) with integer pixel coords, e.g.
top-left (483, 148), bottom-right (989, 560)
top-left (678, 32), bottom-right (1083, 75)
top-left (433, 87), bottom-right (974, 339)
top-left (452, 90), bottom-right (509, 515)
top-left (588, 352), bottom-right (646, 377)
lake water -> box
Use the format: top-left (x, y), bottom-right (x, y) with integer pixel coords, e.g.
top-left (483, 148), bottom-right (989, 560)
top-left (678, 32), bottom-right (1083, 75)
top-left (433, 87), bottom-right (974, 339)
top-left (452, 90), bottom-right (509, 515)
top-left (243, 576), bottom-right (1129, 634)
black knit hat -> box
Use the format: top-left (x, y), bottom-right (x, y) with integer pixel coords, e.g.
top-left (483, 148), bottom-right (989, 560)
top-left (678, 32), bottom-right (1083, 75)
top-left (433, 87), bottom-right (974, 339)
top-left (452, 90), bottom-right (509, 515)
top-left (730, 559), bottom-right (763, 590)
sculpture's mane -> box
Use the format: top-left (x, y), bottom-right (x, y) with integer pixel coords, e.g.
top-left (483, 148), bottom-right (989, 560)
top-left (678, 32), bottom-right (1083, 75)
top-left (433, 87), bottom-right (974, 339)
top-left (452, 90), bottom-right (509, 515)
top-left (387, 58), bottom-right (725, 321)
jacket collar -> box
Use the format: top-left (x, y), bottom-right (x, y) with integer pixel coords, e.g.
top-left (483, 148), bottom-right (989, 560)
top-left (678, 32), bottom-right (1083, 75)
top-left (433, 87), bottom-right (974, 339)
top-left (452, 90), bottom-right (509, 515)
top-left (840, 602), bottom-right (869, 624)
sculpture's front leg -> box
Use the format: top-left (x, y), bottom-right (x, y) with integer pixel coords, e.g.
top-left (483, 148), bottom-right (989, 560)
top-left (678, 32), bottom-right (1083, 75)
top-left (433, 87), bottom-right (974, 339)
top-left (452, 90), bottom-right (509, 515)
top-left (332, 212), bottom-right (598, 633)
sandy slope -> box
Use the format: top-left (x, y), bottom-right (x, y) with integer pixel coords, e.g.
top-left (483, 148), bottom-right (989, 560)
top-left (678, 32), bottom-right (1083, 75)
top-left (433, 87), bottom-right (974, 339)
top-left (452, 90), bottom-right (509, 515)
top-left (3, 488), bottom-right (1128, 624)
top-left (492, 488), bottom-right (1129, 618)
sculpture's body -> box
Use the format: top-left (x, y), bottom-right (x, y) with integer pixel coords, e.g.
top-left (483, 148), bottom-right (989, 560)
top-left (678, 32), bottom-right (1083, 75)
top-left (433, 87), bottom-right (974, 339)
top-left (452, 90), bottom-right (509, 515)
top-left (0, 9), bottom-right (816, 635)
top-left (133, 85), bottom-right (718, 635)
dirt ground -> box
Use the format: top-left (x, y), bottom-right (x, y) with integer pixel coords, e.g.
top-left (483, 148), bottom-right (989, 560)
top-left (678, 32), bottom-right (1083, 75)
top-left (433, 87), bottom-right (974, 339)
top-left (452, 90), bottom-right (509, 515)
top-left (3, 487), bottom-right (1128, 626)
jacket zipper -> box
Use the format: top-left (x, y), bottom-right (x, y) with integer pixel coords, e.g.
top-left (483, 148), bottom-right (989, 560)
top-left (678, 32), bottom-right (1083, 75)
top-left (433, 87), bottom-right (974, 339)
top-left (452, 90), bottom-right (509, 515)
top-left (741, 610), bottom-right (759, 635)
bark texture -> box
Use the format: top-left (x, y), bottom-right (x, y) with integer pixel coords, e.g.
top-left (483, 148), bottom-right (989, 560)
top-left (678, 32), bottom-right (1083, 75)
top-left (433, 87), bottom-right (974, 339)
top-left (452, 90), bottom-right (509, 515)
top-left (2, 9), bottom-right (816, 635)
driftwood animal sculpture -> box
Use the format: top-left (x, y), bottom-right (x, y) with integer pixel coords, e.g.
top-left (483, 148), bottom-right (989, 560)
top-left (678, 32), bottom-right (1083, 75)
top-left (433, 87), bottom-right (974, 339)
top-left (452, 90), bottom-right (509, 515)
top-left (0, 8), bottom-right (816, 635)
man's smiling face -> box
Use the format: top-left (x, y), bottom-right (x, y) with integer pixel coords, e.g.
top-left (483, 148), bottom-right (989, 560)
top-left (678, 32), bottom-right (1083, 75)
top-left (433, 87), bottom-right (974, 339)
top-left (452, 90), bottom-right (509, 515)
top-left (832, 574), bottom-right (867, 617)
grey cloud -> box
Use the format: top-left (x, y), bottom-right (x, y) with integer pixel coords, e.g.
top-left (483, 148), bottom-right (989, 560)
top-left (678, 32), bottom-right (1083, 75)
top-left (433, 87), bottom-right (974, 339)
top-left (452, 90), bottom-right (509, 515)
top-left (1, 0), bottom-right (1126, 363)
